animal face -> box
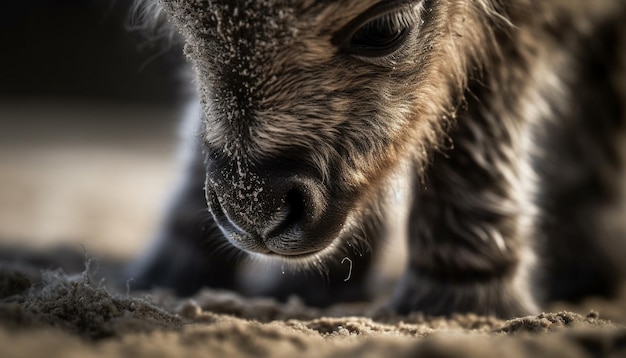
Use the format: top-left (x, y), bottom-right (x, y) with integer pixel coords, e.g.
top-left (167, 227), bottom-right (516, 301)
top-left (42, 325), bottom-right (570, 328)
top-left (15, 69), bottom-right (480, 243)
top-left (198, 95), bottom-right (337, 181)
top-left (159, 0), bottom-right (497, 259)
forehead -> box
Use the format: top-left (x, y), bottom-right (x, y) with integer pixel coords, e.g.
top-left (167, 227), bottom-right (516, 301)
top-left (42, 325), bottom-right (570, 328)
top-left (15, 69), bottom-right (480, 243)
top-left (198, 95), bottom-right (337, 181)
top-left (165, 0), bottom-right (379, 12)
top-left (162, 0), bottom-right (382, 35)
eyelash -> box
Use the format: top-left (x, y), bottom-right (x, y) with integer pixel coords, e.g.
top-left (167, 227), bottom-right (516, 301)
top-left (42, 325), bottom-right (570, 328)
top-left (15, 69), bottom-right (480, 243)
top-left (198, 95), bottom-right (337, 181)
top-left (334, 1), bottom-right (426, 58)
top-left (371, 5), bottom-right (424, 34)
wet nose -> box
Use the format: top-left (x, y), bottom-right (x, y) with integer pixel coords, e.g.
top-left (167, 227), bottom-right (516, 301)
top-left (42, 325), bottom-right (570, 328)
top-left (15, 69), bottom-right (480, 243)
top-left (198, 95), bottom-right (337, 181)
top-left (206, 167), bottom-right (324, 254)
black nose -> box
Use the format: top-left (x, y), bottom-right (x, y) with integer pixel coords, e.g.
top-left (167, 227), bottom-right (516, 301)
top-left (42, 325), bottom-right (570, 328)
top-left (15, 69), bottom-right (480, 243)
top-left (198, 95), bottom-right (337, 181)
top-left (205, 165), bottom-right (327, 256)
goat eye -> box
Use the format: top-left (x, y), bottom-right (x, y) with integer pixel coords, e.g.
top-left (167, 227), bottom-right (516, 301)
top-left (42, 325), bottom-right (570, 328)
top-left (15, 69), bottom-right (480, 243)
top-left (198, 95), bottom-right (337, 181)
top-left (333, 2), bottom-right (426, 60)
top-left (349, 16), bottom-right (409, 54)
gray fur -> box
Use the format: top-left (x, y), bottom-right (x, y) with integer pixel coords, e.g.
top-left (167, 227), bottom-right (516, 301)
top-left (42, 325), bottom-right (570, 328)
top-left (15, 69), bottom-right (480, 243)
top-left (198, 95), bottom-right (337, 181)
top-left (129, 0), bottom-right (626, 317)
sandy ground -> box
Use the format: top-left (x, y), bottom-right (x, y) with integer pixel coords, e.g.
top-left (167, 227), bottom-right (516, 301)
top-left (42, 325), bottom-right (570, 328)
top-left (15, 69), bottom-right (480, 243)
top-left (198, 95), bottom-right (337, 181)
top-left (1, 99), bottom-right (625, 357)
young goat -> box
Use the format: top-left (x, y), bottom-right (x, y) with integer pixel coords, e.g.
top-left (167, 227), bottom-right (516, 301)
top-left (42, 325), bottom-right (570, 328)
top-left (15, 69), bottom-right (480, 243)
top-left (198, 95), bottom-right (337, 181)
top-left (131, 0), bottom-right (626, 318)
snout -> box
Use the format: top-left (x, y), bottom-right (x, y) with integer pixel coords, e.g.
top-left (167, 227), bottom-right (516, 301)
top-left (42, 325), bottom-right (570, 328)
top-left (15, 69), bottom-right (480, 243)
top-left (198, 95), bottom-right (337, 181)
top-left (205, 163), bottom-right (342, 257)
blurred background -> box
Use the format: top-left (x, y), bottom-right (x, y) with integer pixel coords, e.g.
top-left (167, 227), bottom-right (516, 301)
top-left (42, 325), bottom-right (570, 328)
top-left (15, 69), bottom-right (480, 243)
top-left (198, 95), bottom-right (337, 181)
top-left (0, 0), bottom-right (188, 259)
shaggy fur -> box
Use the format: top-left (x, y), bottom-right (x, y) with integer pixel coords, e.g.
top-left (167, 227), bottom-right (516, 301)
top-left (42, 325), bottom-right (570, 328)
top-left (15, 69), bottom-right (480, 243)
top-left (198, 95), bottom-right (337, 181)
top-left (130, 0), bottom-right (626, 318)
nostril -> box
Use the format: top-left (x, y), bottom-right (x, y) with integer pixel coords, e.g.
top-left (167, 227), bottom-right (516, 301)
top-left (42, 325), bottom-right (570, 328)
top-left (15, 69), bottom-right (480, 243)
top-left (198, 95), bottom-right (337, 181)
top-left (263, 186), bottom-right (308, 239)
top-left (284, 188), bottom-right (306, 227)
top-left (262, 178), bottom-right (332, 256)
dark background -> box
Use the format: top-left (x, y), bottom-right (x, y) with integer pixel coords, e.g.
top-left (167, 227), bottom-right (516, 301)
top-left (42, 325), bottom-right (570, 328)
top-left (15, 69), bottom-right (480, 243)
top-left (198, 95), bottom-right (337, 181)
top-left (0, 0), bottom-right (185, 103)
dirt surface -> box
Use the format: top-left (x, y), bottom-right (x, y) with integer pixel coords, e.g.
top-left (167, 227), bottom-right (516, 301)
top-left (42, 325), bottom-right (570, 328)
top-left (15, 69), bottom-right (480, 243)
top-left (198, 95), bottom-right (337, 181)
top-left (0, 247), bottom-right (624, 358)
